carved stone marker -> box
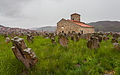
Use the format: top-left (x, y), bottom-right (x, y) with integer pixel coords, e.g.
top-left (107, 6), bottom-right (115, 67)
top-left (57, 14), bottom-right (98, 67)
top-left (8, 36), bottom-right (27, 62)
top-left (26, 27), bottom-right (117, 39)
top-left (5, 37), bottom-right (10, 45)
top-left (27, 34), bottom-right (34, 43)
top-left (11, 37), bottom-right (38, 69)
top-left (113, 43), bottom-right (120, 50)
top-left (113, 33), bottom-right (120, 39)
top-left (71, 34), bottom-right (74, 41)
top-left (97, 35), bottom-right (103, 42)
top-left (58, 34), bottom-right (68, 47)
top-left (111, 38), bottom-right (118, 43)
top-left (87, 37), bottom-right (100, 49)
top-left (51, 37), bottom-right (56, 45)
top-left (103, 35), bottom-right (109, 41)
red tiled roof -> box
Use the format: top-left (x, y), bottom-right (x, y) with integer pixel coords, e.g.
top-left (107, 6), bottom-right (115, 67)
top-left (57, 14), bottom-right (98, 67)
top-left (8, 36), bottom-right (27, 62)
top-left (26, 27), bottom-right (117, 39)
top-left (67, 20), bottom-right (94, 28)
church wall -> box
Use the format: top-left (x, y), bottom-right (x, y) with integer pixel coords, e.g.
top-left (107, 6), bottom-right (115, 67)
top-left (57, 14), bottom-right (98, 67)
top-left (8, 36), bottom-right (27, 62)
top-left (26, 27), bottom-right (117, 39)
top-left (57, 19), bottom-right (82, 34)
top-left (81, 27), bottom-right (95, 34)
top-left (57, 19), bottom-right (94, 34)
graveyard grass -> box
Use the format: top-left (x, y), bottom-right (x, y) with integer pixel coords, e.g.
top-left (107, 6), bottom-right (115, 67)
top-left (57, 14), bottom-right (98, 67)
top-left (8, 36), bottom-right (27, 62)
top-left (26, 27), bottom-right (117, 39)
top-left (0, 35), bottom-right (120, 75)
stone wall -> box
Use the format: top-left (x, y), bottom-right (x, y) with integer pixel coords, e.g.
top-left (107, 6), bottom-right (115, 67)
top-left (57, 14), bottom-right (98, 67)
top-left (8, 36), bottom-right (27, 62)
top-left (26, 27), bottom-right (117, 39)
top-left (71, 14), bottom-right (80, 22)
top-left (57, 19), bottom-right (95, 34)
top-left (81, 27), bottom-right (95, 34)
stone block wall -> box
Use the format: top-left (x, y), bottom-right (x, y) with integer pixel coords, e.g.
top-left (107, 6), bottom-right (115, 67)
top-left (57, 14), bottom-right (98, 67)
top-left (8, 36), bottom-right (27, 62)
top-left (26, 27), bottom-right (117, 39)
top-left (57, 19), bottom-right (95, 34)
top-left (71, 14), bottom-right (80, 22)
top-left (81, 27), bottom-right (95, 34)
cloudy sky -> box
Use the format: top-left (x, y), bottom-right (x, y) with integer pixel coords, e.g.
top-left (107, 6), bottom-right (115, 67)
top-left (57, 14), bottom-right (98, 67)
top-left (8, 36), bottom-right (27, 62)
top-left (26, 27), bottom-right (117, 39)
top-left (0, 0), bottom-right (120, 29)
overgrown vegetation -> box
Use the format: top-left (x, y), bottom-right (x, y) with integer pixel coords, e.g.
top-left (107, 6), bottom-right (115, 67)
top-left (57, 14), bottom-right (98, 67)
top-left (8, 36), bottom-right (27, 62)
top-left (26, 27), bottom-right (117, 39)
top-left (0, 35), bottom-right (120, 75)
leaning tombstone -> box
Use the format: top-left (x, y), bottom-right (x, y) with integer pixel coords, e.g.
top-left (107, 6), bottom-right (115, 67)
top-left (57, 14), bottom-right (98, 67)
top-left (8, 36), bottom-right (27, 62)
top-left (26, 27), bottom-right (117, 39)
top-left (11, 37), bottom-right (38, 69)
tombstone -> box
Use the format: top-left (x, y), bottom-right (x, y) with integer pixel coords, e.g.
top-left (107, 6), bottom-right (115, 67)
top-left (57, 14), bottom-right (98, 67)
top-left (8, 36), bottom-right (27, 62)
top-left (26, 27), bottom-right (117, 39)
top-left (113, 33), bottom-right (120, 39)
top-left (80, 34), bottom-right (87, 39)
top-left (111, 38), bottom-right (118, 43)
top-left (58, 33), bottom-right (68, 47)
top-left (27, 34), bottom-right (34, 43)
top-left (51, 36), bottom-right (56, 45)
top-left (94, 34), bottom-right (103, 42)
top-left (70, 33), bottom-right (80, 42)
top-left (118, 37), bottom-right (120, 42)
top-left (49, 33), bottom-right (56, 44)
top-left (71, 34), bottom-right (75, 41)
top-left (113, 43), bottom-right (120, 50)
top-left (104, 70), bottom-right (115, 75)
top-left (86, 33), bottom-right (91, 41)
top-left (98, 32), bottom-right (104, 36)
top-left (11, 37), bottom-right (38, 69)
top-left (97, 35), bottom-right (103, 42)
top-left (49, 33), bottom-right (55, 39)
top-left (5, 37), bottom-right (10, 45)
top-left (4, 34), bottom-right (8, 38)
top-left (43, 33), bottom-right (49, 39)
top-left (10, 33), bottom-right (15, 38)
top-left (78, 33), bottom-right (81, 37)
top-left (105, 32), bottom-right (110, 36)
top-left (74, 33), bottom-right (80, 42)
top-left (87, 36), bottom-right (100, 49)
top-left (103, 35), bottom-right (109, 41)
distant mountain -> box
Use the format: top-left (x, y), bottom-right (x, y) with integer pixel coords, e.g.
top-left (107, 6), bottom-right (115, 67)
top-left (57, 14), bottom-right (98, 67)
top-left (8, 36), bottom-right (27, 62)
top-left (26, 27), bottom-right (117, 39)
top-left (0, 25), bottom-right (37, 34)
top-left (0, 25), bottom-right (4, 27)
top-left (88, 21), bottom-right (120, 32)
top-left (35, 26), bottom-right (57, 32)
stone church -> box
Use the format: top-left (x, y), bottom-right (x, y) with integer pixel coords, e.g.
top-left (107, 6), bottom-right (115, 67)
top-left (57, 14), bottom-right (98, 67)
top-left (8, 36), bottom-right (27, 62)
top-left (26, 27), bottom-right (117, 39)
top-left (57, 13), bottom-right (95, 34)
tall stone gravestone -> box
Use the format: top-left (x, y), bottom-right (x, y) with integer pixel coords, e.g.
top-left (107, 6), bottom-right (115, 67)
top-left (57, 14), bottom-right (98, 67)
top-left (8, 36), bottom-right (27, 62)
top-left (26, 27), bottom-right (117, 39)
top-left (11, 37), bottom-right (38, 69)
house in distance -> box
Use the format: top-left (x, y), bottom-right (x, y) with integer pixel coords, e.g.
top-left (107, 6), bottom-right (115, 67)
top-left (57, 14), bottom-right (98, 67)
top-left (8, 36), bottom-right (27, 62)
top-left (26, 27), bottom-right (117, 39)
top-left (57, 13), bottom-right (95, 34)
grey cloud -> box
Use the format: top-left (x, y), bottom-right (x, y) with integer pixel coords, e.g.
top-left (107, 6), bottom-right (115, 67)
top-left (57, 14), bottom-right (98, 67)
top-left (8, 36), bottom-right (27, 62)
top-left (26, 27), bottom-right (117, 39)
top-left (0, 0), bottom-right (120, 28)
top-left (0, 0), bottom-right (31, 17)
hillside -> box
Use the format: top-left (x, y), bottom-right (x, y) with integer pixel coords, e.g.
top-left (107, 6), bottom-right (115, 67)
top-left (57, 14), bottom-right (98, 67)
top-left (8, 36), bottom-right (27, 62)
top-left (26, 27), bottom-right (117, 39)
top-left (88, 21), bottom-right (120, 32)
top-left (0, 25), bottom-right (4, 27)
top-left (36, 26), bottom-right (57, 32)
top-left (0, 25), bottom-right (37, 34)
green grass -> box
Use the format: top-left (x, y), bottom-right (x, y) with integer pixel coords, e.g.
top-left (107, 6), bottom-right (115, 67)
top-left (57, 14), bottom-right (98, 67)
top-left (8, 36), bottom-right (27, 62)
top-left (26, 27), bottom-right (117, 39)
top-left (0, 35), bottom-right (120, 75)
